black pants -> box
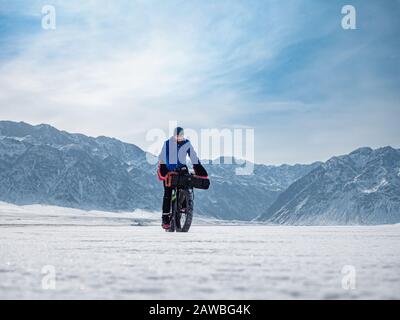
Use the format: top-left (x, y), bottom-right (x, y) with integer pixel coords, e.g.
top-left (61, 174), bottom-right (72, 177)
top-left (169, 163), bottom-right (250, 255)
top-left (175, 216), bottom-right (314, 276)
top-left (162, 166), bottom-right (189, 214)
top-left (162, 182), bottom-right (173, 214)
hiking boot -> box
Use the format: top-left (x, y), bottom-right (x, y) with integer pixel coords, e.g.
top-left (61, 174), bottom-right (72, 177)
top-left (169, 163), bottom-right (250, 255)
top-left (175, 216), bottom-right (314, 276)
top-left (162, 214), bottom-right (171, 229)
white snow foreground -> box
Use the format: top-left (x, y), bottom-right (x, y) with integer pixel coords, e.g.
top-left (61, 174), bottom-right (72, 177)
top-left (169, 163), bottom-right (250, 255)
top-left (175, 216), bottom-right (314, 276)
top-left (0, 202), bottom-right (223, 227)
top-left (0, 202), bottom-right (399, 299)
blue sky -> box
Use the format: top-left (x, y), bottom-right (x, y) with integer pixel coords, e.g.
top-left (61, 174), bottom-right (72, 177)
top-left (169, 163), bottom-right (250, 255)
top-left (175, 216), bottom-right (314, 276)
top-left (0, 0), bottom-right (399, 164)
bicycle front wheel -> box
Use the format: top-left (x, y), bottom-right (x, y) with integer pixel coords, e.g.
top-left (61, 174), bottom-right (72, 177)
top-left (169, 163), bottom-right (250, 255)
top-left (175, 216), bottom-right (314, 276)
top-left (176, 189), bottom-right (193, 233)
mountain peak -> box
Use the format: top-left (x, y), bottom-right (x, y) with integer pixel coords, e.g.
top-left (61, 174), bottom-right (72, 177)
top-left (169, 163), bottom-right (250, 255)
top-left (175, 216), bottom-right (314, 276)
top-left (208, 156), bottom-right (251, 165)
top-left (349, 147), bottom-right (373, 155)
top-left (375, 146), bottom-right (397, 153)
top-left (36, 123), bottom-right (57, 130)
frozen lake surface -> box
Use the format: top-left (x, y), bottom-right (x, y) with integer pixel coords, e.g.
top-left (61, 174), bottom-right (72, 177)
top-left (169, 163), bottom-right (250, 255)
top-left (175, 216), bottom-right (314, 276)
top-left (0, 203), bottom-right (399, 299)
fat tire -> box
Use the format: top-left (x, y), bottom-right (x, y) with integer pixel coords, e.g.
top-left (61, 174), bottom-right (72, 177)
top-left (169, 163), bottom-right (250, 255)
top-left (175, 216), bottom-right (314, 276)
top-left (176, 189), bottom-right (193, 233)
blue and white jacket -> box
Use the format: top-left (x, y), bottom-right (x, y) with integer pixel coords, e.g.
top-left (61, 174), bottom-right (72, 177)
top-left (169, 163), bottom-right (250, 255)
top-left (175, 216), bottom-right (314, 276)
top-left (158, 138), bottom-right (200, 172)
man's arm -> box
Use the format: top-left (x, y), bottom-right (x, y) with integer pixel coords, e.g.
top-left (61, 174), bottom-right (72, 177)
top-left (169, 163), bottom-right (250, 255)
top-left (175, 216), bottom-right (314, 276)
top-left (187, 141), bottom-right (200, 165)
top-left (158, 141), bottom-right (167, 164)
top-left (157, 142), bottom-right (169, 180)
top-left (187, 142), bottom-right (208, 177)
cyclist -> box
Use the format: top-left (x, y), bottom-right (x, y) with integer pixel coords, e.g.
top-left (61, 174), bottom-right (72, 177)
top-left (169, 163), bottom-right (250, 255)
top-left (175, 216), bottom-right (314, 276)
top-left (157, 127), bottom-right (207, 229)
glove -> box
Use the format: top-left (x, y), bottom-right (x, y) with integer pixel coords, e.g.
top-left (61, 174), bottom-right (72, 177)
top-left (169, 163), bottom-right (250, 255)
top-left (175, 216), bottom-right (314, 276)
top-left (158, 163), bottom-right (169, 180)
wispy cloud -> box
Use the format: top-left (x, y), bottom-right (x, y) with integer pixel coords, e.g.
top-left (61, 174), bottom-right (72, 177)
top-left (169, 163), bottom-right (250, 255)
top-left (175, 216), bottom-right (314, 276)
top-left (0, 0), bottom-right (399, 164)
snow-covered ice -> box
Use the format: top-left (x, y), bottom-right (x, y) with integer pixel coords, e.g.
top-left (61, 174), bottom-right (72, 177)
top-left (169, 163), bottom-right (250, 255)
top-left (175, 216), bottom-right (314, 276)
top-left (0, 202), bottom-right (399, 299)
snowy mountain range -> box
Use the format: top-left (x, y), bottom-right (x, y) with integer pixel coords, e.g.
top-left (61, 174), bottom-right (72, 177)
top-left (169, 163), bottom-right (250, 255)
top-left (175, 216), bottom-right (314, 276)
top-left (0, 121), bottom-right (157, 211)
top-left (0, 120), bottom-right (399, 224)
top-left (258, 147), bottom-right (400, 224)
top-left (0, 121), bottom-right (318, 220)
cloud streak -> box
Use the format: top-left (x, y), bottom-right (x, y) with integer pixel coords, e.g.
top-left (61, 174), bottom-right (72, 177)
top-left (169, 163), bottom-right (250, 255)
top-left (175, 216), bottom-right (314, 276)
top-left (0, 0), bottom-right (399, 164)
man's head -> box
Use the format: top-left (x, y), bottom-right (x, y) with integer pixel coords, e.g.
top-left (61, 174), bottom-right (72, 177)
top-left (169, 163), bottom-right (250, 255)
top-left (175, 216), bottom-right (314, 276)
top-left (173, 127), bottom-right (185, 142)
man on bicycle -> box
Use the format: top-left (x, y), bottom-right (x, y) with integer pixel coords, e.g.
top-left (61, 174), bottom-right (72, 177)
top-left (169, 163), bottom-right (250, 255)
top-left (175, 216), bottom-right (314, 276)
top-left (157, 127), bottom-right (207, 229)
